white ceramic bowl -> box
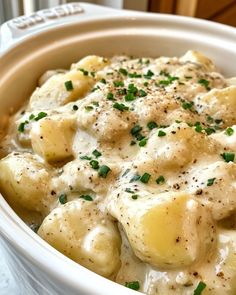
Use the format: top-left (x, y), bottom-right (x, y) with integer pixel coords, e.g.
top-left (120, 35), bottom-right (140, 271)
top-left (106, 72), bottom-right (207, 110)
top-left (0, 2), bottom-right (236, 294)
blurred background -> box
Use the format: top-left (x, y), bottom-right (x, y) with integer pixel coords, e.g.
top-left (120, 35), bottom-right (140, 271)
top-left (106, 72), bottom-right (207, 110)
top-left (0, 0), bottom-right (236, 26)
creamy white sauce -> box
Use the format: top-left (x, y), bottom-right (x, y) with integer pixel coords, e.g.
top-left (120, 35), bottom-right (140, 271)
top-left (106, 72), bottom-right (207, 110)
top-left (0, 51), bottom-right (236, 294)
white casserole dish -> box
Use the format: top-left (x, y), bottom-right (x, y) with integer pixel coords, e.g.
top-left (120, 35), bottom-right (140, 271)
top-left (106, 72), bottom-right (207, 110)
top-left (0, 2), bottom-right (236, 294)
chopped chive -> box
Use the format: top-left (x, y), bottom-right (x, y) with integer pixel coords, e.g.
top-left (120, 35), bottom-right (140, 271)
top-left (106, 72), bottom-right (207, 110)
top-left (147, 121), bottom-right (158, 130)
top-left (90, 71), bottom-right (95, 77)
top-left (182, 101), bottom-right (194, 110)
top-left (100, 78), bottom-right (106, 84)
top-left (98, 165), bottom-right (111, 178)
top-left (128, 72), bottom-right (142, 78)
top-left (92, 149), bottom-right (102, 158)
top-left (207, 116), bottom-right (214, 123)
top-left (215, 119), bottom-right (223, 124)
top-left (221, 152), bottom-right (235, 163)
top-left (80, 195), bottom-right (93, 201)
top-left (207, 178), bottom-right (216, 186)
top-left (117, 88), bottom-right (126, 95)
top-left (158, 130), bottom-right (166, 137)
top-left (144, 70), bottom-right (154, 79)
top-left (195, 124), bottom-right (203, 133)
top-left (204, 127), bottom-right (215, 135)
top-left (119, 68), bottom-right (128, 76)
top-left (80, 155), bottom-right (92, 160)
top-left (85, 106), bottom-right (93, 111)
top-left (89, 160), bottom-right (99, 170)
top-left (225, 127), bottom-right (234, 136)
top-left (131, 194), bottom-right (139, 200)
top-left (18, 122), bottom-right (26, 132)
top-left (125, 281), bottom-right (140, 291)
top-left (125, 93), bottom-right (136, 101)
top-left (138, 89), bottom-right (147, 97)
top-left (107, 92), bottom-right (115, 100)
top-left (139, 138), bottom-right (147, 147)
top-left (72, 105), bottom-right (78, 111)
top-left (59, 194), bottom-right (67, 204)
top-left (34, 112), bottom-right (47, 121)
top-left (79, 68), bottom-right (89, 76)
top-left (122, 169), bottom-right (130, 177)
top-left (140, 173), bottom-right (151, 184)
top-left (143, 82), bottom-right (148, 87)
top-left (113, 102), bottom-right (129, 112)
top-left (29, 114), bottom-right (35, 120)
top-left (130, 140), bottom-right (136, 146)
top-left (193, 281), bottom-right (206, 295)
top-left (156, 175), bottom-right (165, 185)
top-left (198, 79), bottom-right (210, 90)
top-left (128, 83), bottom-right (138, 93)
top-left (64, 80), bottom-right (74, 91)
top-left (113, 81), bottom-right (124, 87)
top-left (131, 125), bottom-right (142, 135)
top-left (130, 174), bottom-right (141, 182)
top-left (125, 188), bottom-right (134, 193)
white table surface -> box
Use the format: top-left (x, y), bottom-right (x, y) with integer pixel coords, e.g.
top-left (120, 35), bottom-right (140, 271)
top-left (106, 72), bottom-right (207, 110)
top-left (0, 241), bottom-right (19, 295)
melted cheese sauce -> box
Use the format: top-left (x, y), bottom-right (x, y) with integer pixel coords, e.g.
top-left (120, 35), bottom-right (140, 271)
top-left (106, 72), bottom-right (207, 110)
top-left (1, 51), bottom-right (236, 294)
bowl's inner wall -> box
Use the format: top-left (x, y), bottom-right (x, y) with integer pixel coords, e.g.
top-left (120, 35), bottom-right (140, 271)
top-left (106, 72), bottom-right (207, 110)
top-left (0, 17), bottom-right (235, 117)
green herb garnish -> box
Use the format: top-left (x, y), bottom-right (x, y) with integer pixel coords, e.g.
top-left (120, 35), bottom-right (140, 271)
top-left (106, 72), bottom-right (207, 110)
top-left (193, 281), bottom-right (206, 295)
top-left (79, 68), bottom-right (89, 76)
top-left (147, 121), bottom-right (158, 130)
top-left (119, 68), bottom-right (128, 76)
top-left (156, 175), bottom-right (165, 185)
top-left (92, 149), bottom-right (102, 158)
top-left (98, 165), bottom-right (111, 178)
top-left (221, 152), bottom-right (235, 163)
top-left (89, 160), bottom-right (99, 170)
top-left (80, 155), bottom-right (92, 160)
top-left (198, 79), bottom-right (210, 90)
top-left (158, 130), bottom-right (166, 137)
top-left (139, 138), bottom-right (147, 147)
top-left (207, 178), bottom-right (216, 186)
top-left (80, 195), bottom-right (93, 201)
top-left (64, 80), bottom-right (74, 91)
top-left (225, 127), bottom-right (234, 136)
top-left (59, 194), bottom-right (67, 204)
top-left (113, 81), bottom-right (124, 87)
top-left (100, 78), bottom-right (106, 84)
top-left (131, 125), bottom-right (142, 135)
top-left (113, 103), bottom-right (129, 112)
top-left (125, 281), bottom-right (140, 291)
top-left (34, 112), bottom-right (47, 121)
top-left (130, 174), bottom-right (141, 182)
top-left (140, 172), bottom-right (151, 183)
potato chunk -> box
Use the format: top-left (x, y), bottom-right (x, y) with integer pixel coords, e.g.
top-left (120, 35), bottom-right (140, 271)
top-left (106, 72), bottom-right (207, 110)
top-left (0, 152), bottom-right (52, 213)
top-left (196, 86), bottom-right (236, 126)
top-left (108, 191), bottom-right (216, 268)
top-left (29, 71), bottom-right (94, 110)
top-left (30, 115), bottom-right (76, 163)
top-left (38, 200), bottom-right (121, 277)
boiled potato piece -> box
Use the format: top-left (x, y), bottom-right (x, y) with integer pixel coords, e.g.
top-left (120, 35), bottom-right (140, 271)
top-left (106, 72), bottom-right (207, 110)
top-left (29, 71), bottom-right (94, 110)
top-left (137, 123), bottom-right (217, 169)
top-left (188, 161), bottom-right (236, 220)
top-left (180, 50), bottom-right (216, 71)
top-left (71, 55), bottom-right (109, 72)
top-left (108, 191), bottom-right (215, 268)
top-left (211, 125), bottom-right (236, 151)
top-left (196, 86), bottom-right (236, 126)
top-left (0, 152), bottom-right (52, 213)
top-left (30, 115), bottom-right (76, 163)
top-left (38, 200), bottom-right (121, 277)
